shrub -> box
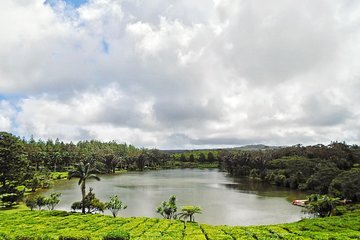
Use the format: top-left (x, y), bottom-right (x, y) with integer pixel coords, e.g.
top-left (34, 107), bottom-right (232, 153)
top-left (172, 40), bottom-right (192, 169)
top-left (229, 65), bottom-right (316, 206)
top-left (156, 195), bottom-right (177, 219)
top-left (105, 195), bottom-right (127, 217)
top-left (71, 201), bottom-right (82, 212)
top-left (0, 193), bottom-right (20, 207)
top-left (45, 192), bottom-right (61, 210)
top-left (35, 195), bottom-right (46, 210)
top-left (178, 206), bottom-right (202, 222)
top-left (304, 194), bottom-right (341, 217)
top-left (58, 234), bottom-right (90, 240)
top-left (25, 196), bottom-right (37, 211)
top-left (13, 234), bottom-right (53, 240)
top-left (0, 232), bottom-right (10, 240)
top-left (102, 230), bottom-right (130, 240)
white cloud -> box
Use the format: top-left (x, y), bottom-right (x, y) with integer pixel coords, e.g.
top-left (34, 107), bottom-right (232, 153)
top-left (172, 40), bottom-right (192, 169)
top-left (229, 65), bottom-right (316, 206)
top-left (1, 0), bottom-right (360, 148)
top-left (0, 101), bottom-right (15, 132)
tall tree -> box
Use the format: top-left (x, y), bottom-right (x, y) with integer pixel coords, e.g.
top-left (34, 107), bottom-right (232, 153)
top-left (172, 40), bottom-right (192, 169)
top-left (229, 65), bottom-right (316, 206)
top-left (207, 152), bottom-right (215, 162)
top-left (68, 162), bottom-right (100, 214)
top-left (0, 132), bottom-right (29, 192)
top-left (198, 153), bottom-right (206, 163)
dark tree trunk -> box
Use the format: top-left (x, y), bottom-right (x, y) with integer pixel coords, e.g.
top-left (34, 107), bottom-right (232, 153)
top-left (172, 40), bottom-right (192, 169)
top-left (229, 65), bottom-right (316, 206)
top-left (81, 181), bottom-right (86, 214)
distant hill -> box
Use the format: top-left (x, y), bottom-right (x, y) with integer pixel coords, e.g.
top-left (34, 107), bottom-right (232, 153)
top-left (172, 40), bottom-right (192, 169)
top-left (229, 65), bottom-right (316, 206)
top-left (232, 144), bottom-right (283, 151)
top-left (161, 144), bottom-right (283, 154)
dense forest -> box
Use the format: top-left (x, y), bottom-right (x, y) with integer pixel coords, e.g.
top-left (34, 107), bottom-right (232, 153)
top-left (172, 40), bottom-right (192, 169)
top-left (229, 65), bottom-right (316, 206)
top-left (0, 131), bottom-right (169, 193)
top-left (1, 131), bottom-right (360, 207)
top-left (219, 143), bottom-right (360, 202)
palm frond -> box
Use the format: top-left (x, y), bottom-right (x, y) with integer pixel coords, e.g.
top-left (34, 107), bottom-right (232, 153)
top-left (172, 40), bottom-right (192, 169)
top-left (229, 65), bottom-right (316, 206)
top-left (67, 171), bottom-right (83, 180)
top-left (87, 174), bottom-right (101, 181)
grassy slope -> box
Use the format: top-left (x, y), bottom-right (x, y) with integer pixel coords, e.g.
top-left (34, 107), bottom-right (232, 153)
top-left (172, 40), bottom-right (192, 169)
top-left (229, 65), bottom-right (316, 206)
top-left (0, 208), bottom-right (359, 240)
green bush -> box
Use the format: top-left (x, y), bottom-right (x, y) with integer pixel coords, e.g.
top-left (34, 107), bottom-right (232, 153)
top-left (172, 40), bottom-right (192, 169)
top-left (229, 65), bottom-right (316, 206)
top-left (0, 232), bottom-right (10, 240)
top-left (58, 234), bottom-right (90, 240)
top-left (102, 230), bottom-right (130, 240)
top-left (12, 234), bottom-right (53, 240)
top-left (25, 196), bottom-right (37, 210)
top-left (0, 193), bottom-right (20, 207)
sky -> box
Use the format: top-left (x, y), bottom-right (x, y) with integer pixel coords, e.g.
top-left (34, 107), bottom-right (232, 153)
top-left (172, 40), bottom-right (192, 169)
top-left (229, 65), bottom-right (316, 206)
top-left (1, 0), bottom-right (360, 149)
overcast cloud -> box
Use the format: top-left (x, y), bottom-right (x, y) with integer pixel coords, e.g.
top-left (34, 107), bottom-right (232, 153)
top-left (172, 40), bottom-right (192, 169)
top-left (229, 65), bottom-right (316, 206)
top-left (1, 0), bottom-right (360, 149)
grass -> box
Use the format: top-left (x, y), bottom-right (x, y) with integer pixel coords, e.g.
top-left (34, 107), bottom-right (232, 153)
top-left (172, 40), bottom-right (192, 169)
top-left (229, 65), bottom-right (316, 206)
top-left (50, 172), bottom-right (69, 180)
top-left (0, 205), bottom-right (359, 239)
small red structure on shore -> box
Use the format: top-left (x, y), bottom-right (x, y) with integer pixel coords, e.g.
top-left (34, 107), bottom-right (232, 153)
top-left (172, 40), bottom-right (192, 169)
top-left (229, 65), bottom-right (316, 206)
top-left (292, 199), bottom-right (308, 207)
top-left (292, 199), bottom-right (350, 207)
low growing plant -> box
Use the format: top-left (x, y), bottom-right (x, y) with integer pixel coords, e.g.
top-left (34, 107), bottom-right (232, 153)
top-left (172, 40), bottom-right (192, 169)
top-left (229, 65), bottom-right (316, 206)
top-left (105, 195), bottom-right (127, 218)
top-left (178, 206), bottom-right (202, 222)
top-left (58, 234), bottom-right (90, 240)
top-left (45, 192), bottom-right (61, 210)
top-left (102, 230), bottom-right (130, 240)
top-left (35, 195), bottom-right (46, 210)
top-left (156, 195), bottom-right (177, 219)
top-left (25, 196), bottom-right (37, 211)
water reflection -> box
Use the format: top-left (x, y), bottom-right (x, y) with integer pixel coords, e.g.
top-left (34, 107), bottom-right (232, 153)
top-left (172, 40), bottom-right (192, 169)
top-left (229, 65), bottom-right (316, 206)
top-left (43, 169), bottom-right (306, 226)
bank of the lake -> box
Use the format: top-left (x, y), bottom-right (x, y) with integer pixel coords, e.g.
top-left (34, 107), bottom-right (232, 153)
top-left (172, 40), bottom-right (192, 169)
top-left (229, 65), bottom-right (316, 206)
top-left (43, 169), bottom-right (307, 226)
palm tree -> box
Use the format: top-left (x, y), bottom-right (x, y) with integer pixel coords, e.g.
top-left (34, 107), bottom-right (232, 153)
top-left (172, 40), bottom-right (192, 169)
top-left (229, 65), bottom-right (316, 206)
top-left (178, 206), bottom-right (202, 222)
top-left (68, 162), bottom-right (100, 214)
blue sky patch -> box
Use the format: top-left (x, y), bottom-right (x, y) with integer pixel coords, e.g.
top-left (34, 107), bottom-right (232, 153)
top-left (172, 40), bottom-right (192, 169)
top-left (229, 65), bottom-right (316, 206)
top-left (64, 0), bottom-right (88, 8)
top-left (44, 0), bottom-right (88, 8)
top-left (101, 40), bottom-right (109, 54)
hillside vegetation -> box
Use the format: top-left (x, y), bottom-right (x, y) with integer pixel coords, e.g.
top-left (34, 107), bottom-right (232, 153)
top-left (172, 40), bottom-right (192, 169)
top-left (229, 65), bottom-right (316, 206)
top-left (219, 142), bottom-right (360, 202)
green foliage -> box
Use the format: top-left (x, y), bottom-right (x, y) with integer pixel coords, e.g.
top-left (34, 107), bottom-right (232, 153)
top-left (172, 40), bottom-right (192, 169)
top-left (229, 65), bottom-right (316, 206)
top-left (0, 132), bottom-right (30, 192)
top-left (0, 193), bottom-right (21, 207)
top-left (178, 206), bottom-right (202, 222)
top-left (12, 234), bottom-right (53, 240)
top-left (156, 195), bottom-right (177, 219)
top-left (71, 188), bottom-right (105, 214)
top-left (0, 232), bottom-right (10, 240)
top-left (304, 194), bottom-right (341, 217)
top-left (68, 162), bottom-right (101, 214)
top-left (304, 163), bottom-right (342, 194)
top-left (0, 207), bottom-right (359, 240)
top-left (58, 234), bottom-right (90, 240)
top-left (329, 168), bottom-right (360, 201)
top-left (105, 195), bottom-right (127, 218)
top-left (219, 142), bottom-right (360, 198)
top-left (1, 131), bottom-right (175, 197)
top-left (171, 150), bottom-right (220, 163)
top-left (71, 201), bottom-right (82, 212)
top-left (45, 192), bottom-right (61, 210)
top-left (35, 195), bottom-right (46, 210)
top-left (102, 230), bottom-right (130, 240)
top-left (25, 196), bottom-right (37, 211)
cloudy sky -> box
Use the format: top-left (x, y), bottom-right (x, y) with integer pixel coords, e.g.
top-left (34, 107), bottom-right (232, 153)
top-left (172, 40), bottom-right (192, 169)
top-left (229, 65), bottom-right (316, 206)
top-left (1, 0), bottom-right (360, 149)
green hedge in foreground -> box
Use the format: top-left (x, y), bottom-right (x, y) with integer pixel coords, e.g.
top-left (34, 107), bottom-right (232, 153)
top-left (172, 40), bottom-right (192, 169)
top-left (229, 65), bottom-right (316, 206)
top-left (0, 207), bottom-right (359, 239)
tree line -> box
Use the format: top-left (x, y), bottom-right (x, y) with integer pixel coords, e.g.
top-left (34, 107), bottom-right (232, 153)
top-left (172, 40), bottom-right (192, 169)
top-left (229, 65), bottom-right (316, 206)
top-left (218, 142), bottom-right (360, 202)
top-left (0, 131), bottom-right (166, 205)
top-left (1, 131), bottom-right (360, 207)
top-left (0, 132), bottom-right (217, 206)
top-left (26, 161), bottom-right (202, 223)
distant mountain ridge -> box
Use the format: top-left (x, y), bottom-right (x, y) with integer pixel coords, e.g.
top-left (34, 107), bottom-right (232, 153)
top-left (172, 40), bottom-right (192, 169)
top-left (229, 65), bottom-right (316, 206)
top-left (161, 144), bottom-right (283, 154)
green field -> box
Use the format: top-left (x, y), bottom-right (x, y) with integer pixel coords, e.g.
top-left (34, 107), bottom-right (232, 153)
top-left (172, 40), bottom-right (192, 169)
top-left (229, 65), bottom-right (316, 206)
top-left (0, 207), bottom-right (359, 240)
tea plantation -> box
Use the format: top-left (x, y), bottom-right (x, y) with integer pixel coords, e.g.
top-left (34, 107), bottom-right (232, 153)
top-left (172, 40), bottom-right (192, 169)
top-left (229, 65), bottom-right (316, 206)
top-left (0, 207), bottom-right (359, 240)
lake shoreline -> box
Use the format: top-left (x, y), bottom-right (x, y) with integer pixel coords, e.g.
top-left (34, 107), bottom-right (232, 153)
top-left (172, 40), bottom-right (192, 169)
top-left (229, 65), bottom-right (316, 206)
top-left (41, 168), bottom-right (306, 226)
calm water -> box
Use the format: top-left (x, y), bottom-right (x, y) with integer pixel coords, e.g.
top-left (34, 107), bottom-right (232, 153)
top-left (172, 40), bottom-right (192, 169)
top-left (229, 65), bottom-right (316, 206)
top-left (44, 169), bottom-right (307, 225)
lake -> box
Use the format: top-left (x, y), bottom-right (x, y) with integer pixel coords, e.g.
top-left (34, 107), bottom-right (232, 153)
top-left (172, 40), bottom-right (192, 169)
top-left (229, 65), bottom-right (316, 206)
top-left (44, 169), bottom-right (307, 225)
